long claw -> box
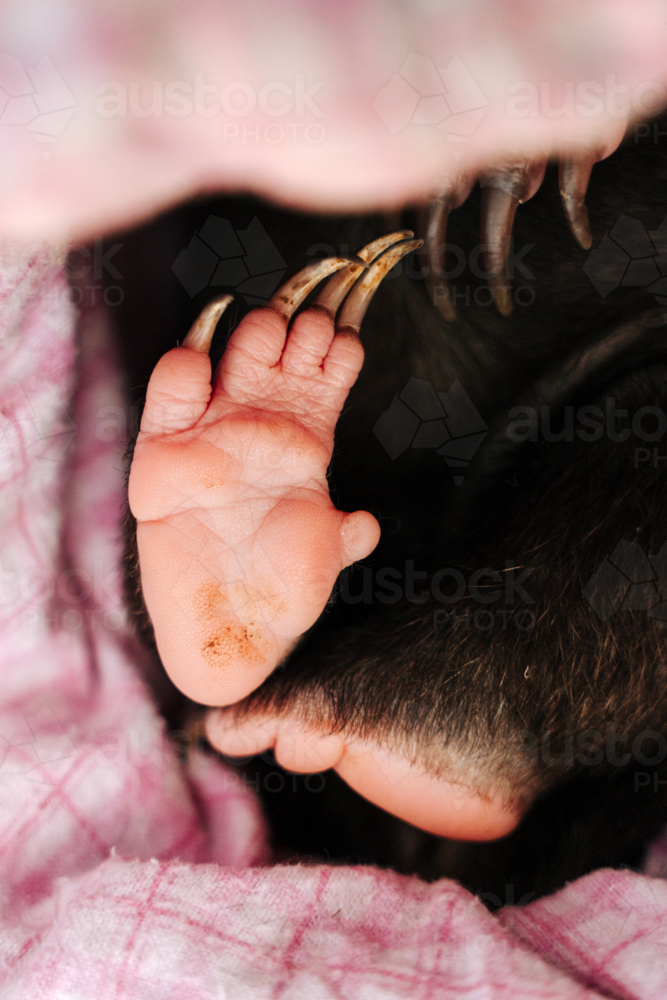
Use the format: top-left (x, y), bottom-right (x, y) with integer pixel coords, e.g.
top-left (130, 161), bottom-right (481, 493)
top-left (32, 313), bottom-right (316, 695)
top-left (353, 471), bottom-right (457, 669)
top-left (421, 172), bottom-right (475, 321)
top-left (424, 194), bottom-right (456, 321)
top-left (314, 231), bottom-right (413, 314)
top-left (355, 231), bottom-right (416, 265)
top-left (480, 162), bottom-right (545, 316)
top-left (183, 294), bottom-right (234, 354)
top-left (312, 260), bottom-right (367, 314)
top-left (559, 154), bottom-right (597, 250)
top-left (267, 256), bottom-right (357, 319)
top-left (336, 239), bottom-right (423, 334)
top-left (479, 186), bottom-right (518, 316)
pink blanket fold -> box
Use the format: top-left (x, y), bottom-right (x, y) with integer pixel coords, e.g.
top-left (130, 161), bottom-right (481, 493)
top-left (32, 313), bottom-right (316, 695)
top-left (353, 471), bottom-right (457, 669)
top-left (2, 250), bottom-right (667, 998)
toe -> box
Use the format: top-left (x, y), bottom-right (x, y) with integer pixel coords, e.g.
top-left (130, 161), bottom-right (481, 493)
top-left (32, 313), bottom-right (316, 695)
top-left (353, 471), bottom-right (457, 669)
top-left (139, 347), bottom-right (213, 436)
top-left (322, 332), bottom-right (365, 390)
top-left (205, 710), bottom-right (345, 772)
top-left (218, 307), bottom-right (289, 378)
top-left (340, 509), bottom-right (381, 567)
top-left (206, 711), bottom-right (279, 758)
top-left (280, 307), bottom-right (335, 375)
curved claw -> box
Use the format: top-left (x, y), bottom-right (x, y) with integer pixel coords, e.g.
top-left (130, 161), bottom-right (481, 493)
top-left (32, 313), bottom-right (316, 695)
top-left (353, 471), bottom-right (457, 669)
top-left (559, 154), bottom-right (598, 250)
top-left (479, 186), bottom-right (519, 316)
top-left (355, 231), bottom-right (416, 265)
top-left (422, 172), bottom-right (475, 322)
top-left (424, 194), bottom-right (456, 321)
top-left (314, 231), bottom-right (413, 314)
top-left (336, 238), bottom-right (423, 334)
top-left (267, 256), bottom-right (358, 319)
top-left (183, 293), bottom-right (234, 354)
top-left (479, 162), bottom-right (546, 316)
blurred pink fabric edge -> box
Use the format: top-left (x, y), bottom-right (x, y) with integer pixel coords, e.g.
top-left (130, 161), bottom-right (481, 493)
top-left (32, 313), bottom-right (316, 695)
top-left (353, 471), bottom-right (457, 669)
top-left (3, 253), bottom-right (667, 999)
top-left (5, 0), bottom-right (667, 243)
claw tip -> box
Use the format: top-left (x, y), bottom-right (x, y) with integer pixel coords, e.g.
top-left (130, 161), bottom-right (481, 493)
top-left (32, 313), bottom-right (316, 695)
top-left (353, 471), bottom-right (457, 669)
top-left (183, 294), bottom-right (234, 354)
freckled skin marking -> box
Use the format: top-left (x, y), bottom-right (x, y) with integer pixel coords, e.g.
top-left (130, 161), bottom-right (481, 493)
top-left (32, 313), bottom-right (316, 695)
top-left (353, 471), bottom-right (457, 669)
top-left (201, 622), bottom-right (266, 668)
top-left (194, 580), bottom-right (226, 621)
top-left (195, 581), bottom-right (268, 668)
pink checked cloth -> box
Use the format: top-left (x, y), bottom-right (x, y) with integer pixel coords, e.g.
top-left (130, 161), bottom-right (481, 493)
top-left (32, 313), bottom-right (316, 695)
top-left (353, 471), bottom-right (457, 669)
top-left (3, 249), bottom-right (667, 998)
